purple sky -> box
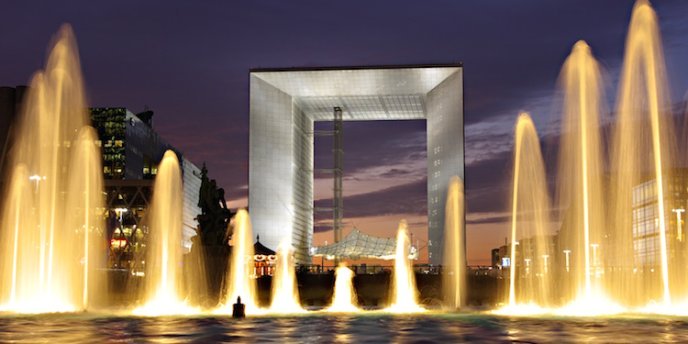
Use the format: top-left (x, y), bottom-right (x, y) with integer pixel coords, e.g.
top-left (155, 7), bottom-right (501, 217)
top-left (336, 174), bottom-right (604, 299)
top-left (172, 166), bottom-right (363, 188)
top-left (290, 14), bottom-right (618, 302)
top-left (2, 1), bottom-right (688, 264)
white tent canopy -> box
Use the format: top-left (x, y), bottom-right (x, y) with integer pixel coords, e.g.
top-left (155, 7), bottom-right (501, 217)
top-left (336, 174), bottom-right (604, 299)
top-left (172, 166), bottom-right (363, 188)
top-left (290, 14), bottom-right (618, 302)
top-left (311, 228), bottom-right (417, 260)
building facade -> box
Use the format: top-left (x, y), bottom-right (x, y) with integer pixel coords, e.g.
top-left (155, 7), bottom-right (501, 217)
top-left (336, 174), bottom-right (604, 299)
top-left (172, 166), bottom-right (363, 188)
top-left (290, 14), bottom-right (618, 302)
top-left (90, 107), bottom-right (203, 268)
top-left (248, 65), bottom-right (465, 264)
top-left (631, 170), bottom-right (688, 267)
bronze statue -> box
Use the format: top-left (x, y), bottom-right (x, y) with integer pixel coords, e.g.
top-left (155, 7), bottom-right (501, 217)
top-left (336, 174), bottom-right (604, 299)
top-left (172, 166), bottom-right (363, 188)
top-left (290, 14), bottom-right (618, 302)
top-left (195, 163), bottom-right (234, 246)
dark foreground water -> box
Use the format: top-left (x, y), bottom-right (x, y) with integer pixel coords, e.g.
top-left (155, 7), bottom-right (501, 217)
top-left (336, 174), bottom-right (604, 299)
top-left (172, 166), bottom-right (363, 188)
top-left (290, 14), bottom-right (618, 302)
top-left (0, 313), bottom-right (687, 343)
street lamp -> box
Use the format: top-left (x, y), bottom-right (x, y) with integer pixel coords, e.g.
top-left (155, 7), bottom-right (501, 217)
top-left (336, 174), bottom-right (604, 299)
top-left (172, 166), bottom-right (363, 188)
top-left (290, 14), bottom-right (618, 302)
top-left (28, 174), bottom-right (46, 192)
top-left (114, 207), bottom-right (128, 223)
top-left (673, 208), bottom-right (685, 242)
top-left (563, 249), bottom-right (571, 272)
top-left (590, 243), bottom-right (599, 267)
top-left (590, 243), bottom-right (600, 277)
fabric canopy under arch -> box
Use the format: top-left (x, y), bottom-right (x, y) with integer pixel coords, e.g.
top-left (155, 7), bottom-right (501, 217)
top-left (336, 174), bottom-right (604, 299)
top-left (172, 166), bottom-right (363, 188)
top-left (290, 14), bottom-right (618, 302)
top-left (311, 228), bottom-right (417, 260)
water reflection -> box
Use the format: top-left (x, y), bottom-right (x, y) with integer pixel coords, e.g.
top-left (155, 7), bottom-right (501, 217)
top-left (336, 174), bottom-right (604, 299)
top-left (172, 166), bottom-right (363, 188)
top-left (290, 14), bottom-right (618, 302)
top-left (0, 314), bottom-right (686, 342)
top-left (332, 315), bottom-right (352, 343)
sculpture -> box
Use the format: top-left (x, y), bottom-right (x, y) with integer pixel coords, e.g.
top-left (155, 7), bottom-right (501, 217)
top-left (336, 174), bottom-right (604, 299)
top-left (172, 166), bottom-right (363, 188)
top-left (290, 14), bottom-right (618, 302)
top-left (195, 163), bottom-right (234, 246)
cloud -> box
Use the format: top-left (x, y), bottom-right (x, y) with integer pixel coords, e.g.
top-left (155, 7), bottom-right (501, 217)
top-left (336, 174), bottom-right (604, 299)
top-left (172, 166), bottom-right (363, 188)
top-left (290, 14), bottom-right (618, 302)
top-left (314, 179), bottom-right (427, 221)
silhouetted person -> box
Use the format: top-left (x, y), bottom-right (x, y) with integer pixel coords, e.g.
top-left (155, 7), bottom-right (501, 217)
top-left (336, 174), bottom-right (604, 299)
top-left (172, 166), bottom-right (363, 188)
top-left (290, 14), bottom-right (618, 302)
top-left (232, 296), bottom-right (245, 318)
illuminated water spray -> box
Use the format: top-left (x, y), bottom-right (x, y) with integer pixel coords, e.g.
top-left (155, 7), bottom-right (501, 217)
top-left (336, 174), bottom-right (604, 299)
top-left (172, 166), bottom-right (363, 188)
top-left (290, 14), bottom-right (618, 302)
top-left (216, 209), bottom-right (260, 315)
top-left (507, 114), bottom-right (552, 308)
top-left (611, 0), bottom-right (675, 306)
top-left (326, 263), bottom-right (359, 313)
top-left (387, 220), bottom-right (424, 313)
top-left (133, 151), bottom-right (197, 316)
top-left (556, 41), bottom-right (618, 312)
top-left (269, 241), bottom-right (303, 313)
top-left (443, 176), bottom-right (465, 310)
top-left (68, 128), bottom-right (106, 309)
top-left (0, 26), bottom-right (105, 313)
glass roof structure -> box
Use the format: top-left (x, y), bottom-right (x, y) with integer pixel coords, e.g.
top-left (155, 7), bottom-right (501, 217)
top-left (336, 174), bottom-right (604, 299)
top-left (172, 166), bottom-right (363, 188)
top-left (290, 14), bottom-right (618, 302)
top-left (311, 229), bottom-right (418, 261)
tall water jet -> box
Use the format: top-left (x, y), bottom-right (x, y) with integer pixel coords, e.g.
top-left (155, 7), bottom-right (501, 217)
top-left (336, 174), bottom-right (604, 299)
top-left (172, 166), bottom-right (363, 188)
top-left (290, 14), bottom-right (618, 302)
top-left (219, 209), bottom-right (259, 314)
top-left (443, 176), bottom-right (465, 310)
top-left (65, 127), bottom-right (106, 309)
top-left (0, 25), bottom-right (105, 313)
top-left (610, 0), bottom-right (675, 306)
top-left (269, 241), bottom-right (303, 313)
top-left (507, 113), bottom-right (552, 308)
top-left (387, 220), bottom-right (424, 313)
top-left (556, 41), bottom-right (614, 309)
top-left (133, 150), bottom-right (197, 316)
top-left (326, 263), bottom-right (359, 313)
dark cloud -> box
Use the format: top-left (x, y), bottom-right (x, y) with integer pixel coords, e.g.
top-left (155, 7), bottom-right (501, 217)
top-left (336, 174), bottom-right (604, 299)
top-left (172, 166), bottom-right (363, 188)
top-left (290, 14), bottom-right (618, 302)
top-left (467, 214), bottom-right (511, 226)
top-left (313, 224), bottom-right (331, 234)
top-left (314, 120), bottom-right (426, 179)
top-left (379, 168), bottom-right (413, 179)
top-left (314, 179), bottom-right (427, 222)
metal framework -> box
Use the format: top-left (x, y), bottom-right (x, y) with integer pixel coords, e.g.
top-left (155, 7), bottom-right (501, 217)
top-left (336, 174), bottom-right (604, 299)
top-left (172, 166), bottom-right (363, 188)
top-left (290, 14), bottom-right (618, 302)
top-left (312, 228), bottom-right (418, 260)
top-left (333, 107), bottom-right (343, 243)
top-left (104, 179), bottom-right (152, 271)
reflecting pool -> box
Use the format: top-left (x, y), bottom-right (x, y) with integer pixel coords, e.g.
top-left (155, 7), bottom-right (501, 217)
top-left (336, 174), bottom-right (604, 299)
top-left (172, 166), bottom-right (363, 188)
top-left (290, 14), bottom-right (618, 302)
top-left (0, 313), bottom-right (686, 343)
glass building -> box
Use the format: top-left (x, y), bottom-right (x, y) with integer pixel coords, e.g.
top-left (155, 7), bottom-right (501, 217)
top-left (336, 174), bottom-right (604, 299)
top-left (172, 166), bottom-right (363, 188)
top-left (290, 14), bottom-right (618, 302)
top-left (90, 108), bottom-right (203, 269)
top-left (631, 170), bottom-right (688, 267)
top-left (248, 65), bottom-right (465, 264)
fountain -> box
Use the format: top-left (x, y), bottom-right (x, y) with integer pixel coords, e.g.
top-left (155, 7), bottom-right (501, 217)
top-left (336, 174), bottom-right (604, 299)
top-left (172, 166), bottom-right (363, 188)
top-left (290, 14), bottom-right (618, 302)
top-left (326, 263), bottom-right (359, 312)
top-left (133, 150), bottom-right (197, 316)
top-left (443, 176), bottom-right (465, 310)
top-left (217, 209), bottom-right (260, 315)
top-left (67, 127), bottom-right (107, 310)
top-left (387, 220), bottom-right (424, 313)
top-left (555, 41), bottom-right (622, 315)
top-left (610, 0), bottom-right (676, 309)
top-left (499, 113), bottom-right (552, 314)
top-left (269, 241), bottom-right (303, 313)
top-left (0, 25), bottom-right (105, 314)
top-left (498, 0), bottom-right (684, 315)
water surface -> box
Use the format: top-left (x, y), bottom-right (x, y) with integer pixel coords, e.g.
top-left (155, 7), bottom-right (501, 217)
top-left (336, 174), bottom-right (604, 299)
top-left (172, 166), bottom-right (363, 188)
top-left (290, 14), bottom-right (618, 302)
top-left (0, 313), bottom-right (686, 343)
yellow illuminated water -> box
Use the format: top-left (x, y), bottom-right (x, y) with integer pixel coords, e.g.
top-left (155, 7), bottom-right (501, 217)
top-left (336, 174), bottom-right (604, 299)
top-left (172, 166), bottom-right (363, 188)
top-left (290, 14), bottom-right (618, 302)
top-left (443, 176), bottom-right (465, 310)
top-left (269, 241), bottom-right (304, 313)
top-left (68, 127), bottom-right (107, 310)
top-left (506, 114), bottom-right (552, 308)
top-left (556, 41), bottom-right (619, 311)
top-left (133, 151), bottom-right (198, 316)
top-left (611, 0), bottom-right (675, 307)
top-left (500, 0), bottom-right (682, 316)
top-left (386, 220), bottom-right (424, 313)
top-left (326, 263), bottom-right (359, 313)
top-left (0, 25), bottom-right (105, 314)
top-left (215, 209), bottom-right (261, 315)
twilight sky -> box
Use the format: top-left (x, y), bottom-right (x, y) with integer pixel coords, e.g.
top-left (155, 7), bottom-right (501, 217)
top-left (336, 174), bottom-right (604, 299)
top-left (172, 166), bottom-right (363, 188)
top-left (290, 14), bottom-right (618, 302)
top-left (1, 1), bottom-right (688, 264)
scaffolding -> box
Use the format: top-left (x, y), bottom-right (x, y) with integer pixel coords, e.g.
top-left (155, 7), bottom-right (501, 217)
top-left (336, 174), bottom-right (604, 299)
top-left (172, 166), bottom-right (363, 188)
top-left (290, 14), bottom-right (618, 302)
top-left (313, 107), bottom-right (344, 245)
top-left (333, 107), bottom-right (343, 243)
